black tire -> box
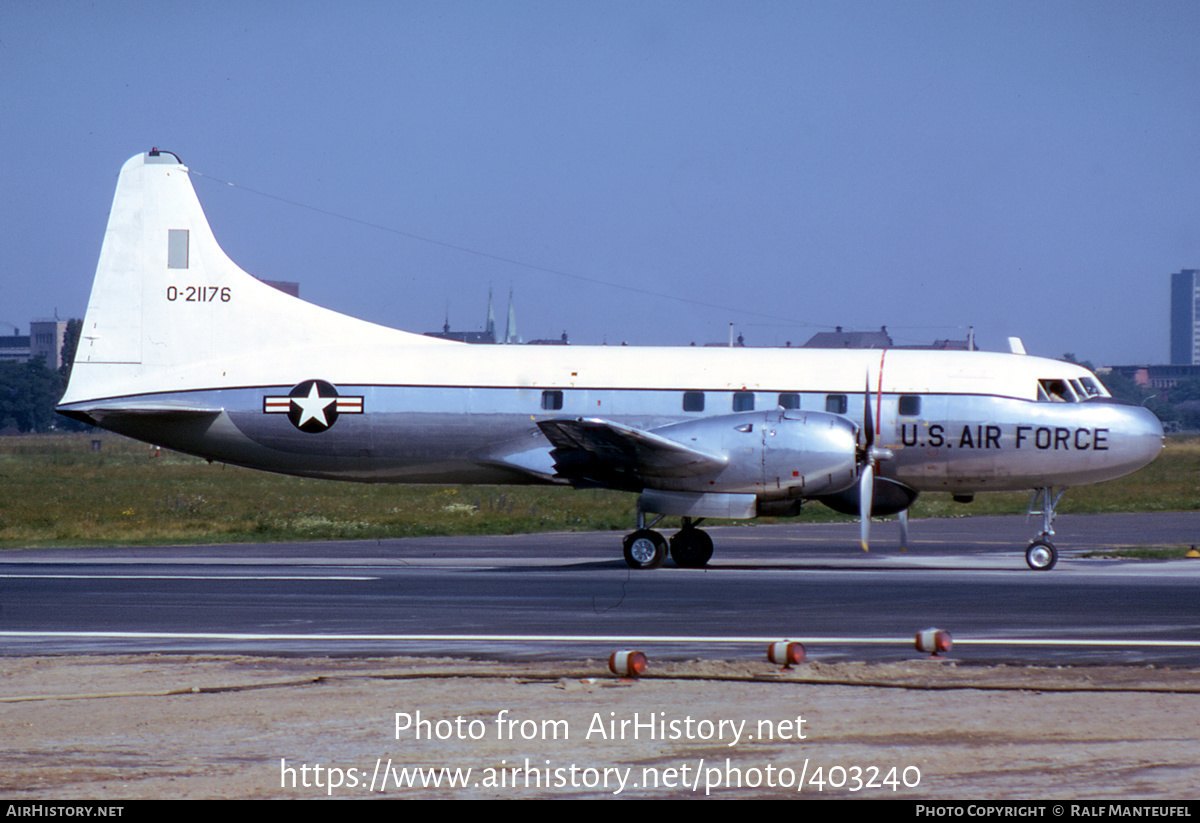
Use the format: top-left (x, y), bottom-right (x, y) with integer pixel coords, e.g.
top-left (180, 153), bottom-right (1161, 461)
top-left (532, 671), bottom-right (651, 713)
top-left (1026, 539), bottom-right (1058, 571)
top-left (669, 528), bottom-right (714, 568)
top-left (623, 529), bottom-right (667, 569)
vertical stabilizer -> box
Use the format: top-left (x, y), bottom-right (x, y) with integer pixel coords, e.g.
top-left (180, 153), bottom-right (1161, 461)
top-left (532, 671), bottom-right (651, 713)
top-left (79, 150), bottom-right (184, 366)
top-left (62, 150), bottom-right (443, 406)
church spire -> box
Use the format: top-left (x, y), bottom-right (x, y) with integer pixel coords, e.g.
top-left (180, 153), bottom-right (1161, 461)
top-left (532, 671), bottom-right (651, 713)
top-left (485, 286), bottom-right (496, 343)
top-left (504, 287), bottom-right (521, 344)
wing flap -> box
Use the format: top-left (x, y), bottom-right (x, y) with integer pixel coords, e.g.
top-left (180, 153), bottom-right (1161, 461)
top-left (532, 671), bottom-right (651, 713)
top-left (537, 417), bottom-right (727, 488)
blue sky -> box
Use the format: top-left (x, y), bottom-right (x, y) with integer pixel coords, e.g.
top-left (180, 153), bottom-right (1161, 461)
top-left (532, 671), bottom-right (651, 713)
top-left (3, 1), bottom-right (1198, 364)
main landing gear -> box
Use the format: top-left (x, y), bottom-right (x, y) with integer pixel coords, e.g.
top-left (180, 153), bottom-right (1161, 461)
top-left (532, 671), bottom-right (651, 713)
top-left (622, 516), bottom-right (713, 569)
top-left (1025, 487), bottom-right (1065, 571)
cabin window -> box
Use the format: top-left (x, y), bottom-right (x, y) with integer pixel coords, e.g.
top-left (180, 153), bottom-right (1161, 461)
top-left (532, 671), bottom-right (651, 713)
top-left (541, 390), bottom-right (563, 411)
top-left (826, 394), bottom-right (847, 414)
top-left (683, 391), bottom-right (705, 412)
top-left (732, 391), bottom-right (754, 412)
top-left (778, 393), bottom-right (800, 410)
top-left (899, 395), bottom-right (921, 416)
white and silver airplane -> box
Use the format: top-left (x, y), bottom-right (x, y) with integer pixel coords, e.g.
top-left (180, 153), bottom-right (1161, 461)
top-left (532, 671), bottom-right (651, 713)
top-left (58, 150), bottom-right (1165, 571)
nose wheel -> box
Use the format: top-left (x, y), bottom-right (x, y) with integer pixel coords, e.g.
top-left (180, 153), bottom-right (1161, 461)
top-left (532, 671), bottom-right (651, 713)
top-left (1025, 487), bottom-right (1065, 571)
top-left (1025, 539), bottom-right (1058, 571)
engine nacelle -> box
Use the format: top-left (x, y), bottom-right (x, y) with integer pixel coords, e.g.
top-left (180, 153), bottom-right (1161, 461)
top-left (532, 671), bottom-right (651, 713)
top-left (816, 475), bottom-right (919, 517)
top-left (648, 409), bottom-right (859, 499)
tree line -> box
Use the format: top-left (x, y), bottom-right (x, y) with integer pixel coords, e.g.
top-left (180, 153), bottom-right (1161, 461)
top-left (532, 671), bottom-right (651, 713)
top-left (1064, 353), bottom-right (1199, 431)
top-left (0, 319), bottom-right (85, 432)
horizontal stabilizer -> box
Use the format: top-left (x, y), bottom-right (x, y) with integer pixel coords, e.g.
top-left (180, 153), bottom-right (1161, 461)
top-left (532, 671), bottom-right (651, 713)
top-left (537, 417), bottom-right (727, 488)
top-left (57, 400), bottom-right (222, 427)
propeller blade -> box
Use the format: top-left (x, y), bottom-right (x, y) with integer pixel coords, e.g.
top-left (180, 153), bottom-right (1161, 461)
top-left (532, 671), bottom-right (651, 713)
top-left (859, 462), bottom-right (873, 552)
top-left (862, 375), bottom-right (874, 451)
top-left (899, 508), bottom-right (909, 553)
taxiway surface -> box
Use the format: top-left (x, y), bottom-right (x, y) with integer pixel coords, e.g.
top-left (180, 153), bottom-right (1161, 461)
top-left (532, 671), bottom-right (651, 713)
top-left (3, 512), bottom-right (1199, 664)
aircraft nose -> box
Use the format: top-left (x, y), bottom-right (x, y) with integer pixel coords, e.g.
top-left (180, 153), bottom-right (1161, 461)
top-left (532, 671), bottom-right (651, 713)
top-left (1111, 403), bottom-right (1164, 475)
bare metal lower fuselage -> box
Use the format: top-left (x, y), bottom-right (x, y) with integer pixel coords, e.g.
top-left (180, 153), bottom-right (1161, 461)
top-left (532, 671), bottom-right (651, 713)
top-left (73, 381), bottom-right (1163, 495)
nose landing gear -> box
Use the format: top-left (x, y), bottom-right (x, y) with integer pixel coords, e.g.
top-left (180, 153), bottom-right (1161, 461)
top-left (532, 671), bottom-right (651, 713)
top-left (1025, 487), bottom-right (1065, 571)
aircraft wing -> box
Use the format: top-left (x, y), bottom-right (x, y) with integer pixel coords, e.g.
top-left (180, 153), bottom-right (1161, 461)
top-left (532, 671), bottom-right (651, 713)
top-left (537, 417), bottom-right (727, 489)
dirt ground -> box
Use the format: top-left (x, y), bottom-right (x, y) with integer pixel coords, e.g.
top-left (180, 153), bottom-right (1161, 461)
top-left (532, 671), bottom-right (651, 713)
top-left (1, 654), bottom-right (1198, 799)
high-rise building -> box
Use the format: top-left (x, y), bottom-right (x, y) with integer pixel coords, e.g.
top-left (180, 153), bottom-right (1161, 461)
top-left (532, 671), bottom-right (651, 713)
top-left (1170, 269), bottom-right (1200, 365)
top-left (0, 319), bottom-right (68, 369)
top-left (29, 319), bottom-right (68, 370)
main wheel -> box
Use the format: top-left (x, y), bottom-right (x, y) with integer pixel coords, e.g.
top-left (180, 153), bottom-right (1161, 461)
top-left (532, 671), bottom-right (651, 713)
top-left (623, 529), bottom-right (667, 569)
top-left (669, 528), bottom-right (714, 568)
top-left (1026, 539), bottom-right (1058, 571)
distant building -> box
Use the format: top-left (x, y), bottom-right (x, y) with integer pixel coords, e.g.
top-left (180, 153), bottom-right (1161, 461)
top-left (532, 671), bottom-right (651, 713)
top-left (502, 288), bottom-right (521, 344)
top-left (801, 325), bottom-right (975, 351)
top-left (0, 329), bottom-right (30, 364)
top-left (425, 289), bottom-right (561, 344)
top-left (902, 337), bottom-right (975, 351)
top-left (1107, 363), bottom-right (1200, 392)
top-left (426, 321), bottom-right (496, 344)
top-left (527, 332), bottom-right (570, 346)
top-left (0, 320), bottom-right (68, 369)
top-left (30, 320), bottom-right (67, 370)
top-left (1170, 269), bottom-right (1200, 364)
top-left (803, 326), bottom-right (892, 349)
top-left (702, 332), bottom-right (746, 347)
top-left (426, 289), bottom-right (497, 343)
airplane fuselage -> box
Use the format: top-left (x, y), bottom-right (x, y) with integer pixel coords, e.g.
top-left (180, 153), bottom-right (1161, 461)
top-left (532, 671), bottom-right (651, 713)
top-left (57, 151), bottom-right (1165, 570)
top-left (75, 344), bottom-right (1163, 496)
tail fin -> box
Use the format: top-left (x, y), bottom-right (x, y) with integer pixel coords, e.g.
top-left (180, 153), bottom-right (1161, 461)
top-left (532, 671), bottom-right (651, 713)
top-left (62, 150), bottom-right (442, 407)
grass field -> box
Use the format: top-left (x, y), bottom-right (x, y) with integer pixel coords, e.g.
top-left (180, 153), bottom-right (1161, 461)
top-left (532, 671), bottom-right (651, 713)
top-left (1, 432), bottom-right (1196, 549)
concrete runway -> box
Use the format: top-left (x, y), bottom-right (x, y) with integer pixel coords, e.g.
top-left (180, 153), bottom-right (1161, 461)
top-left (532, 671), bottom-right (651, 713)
top-left (2, 512), bottom-right (1199, 664)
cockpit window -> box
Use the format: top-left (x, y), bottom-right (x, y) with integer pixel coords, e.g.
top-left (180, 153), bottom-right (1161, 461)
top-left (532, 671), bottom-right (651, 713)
top-left (1079, 377), bottom-right (1105, 398)
top-left (1038, 379), bottom-right (1078, 403)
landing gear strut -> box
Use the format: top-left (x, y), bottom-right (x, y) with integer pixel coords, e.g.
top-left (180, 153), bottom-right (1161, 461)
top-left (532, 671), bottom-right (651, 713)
top-left (622, 515), bottom-right (713, 569)
top-left (1025, 487), bottom-right (1065, 571)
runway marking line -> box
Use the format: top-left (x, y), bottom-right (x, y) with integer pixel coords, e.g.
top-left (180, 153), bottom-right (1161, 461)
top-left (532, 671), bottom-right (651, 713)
top-left (2, 631), bottom-right (1199, 648)
top-left (0, 574), bottom-right (375, 581)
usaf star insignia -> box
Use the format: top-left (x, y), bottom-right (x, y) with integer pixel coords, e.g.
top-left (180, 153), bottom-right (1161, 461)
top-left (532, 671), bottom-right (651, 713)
top-left (263, 380), bottom-right (363, 433)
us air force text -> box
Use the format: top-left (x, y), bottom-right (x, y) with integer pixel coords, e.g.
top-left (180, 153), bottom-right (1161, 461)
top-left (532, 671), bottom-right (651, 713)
top-left (900, 424), bottom-right (1109, 451)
